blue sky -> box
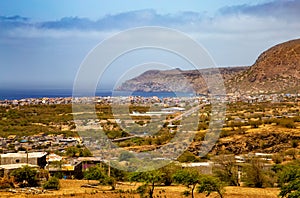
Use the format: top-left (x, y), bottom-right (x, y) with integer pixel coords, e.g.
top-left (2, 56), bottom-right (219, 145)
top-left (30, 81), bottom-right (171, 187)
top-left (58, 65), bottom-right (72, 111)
top-left (0, 0), bottom-right (299, 90)
top-left (0, 0), bottom-right (271, 21)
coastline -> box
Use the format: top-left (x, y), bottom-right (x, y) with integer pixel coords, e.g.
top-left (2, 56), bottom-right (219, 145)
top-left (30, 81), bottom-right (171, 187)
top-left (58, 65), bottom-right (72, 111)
top-left (0, 89), bottom-right (195, 101)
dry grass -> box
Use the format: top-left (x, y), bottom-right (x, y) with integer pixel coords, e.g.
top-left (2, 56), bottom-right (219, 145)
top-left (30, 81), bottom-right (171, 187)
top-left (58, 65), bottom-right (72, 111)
top-left (0, 180), bottom-right (280, 198)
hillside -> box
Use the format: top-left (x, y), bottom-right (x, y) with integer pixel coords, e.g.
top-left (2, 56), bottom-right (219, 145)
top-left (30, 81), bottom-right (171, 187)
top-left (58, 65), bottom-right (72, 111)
top-left (227, 39), bottom-right (300, 94)
top-left (118, 39), bottom-right (300, 95)
top-left (117, 67), bottom-right (248, 94)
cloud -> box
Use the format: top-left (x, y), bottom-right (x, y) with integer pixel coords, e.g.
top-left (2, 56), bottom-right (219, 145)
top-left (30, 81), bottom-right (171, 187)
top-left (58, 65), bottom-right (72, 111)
top-left (0, 1), bottom-right (299, 68)
top-left (0, 9), bottom-right (206, 38)
top-left (1, 1), bottom-right (299, 40)
top-left (219, 0), bottom-right (300, 21)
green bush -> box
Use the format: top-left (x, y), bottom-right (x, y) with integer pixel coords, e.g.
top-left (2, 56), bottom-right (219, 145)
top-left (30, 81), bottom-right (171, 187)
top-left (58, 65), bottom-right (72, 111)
top-left (177, 151), bottom-right (199, 163)
top-left (278, 163), bottom-right (300, 198)
top-left (10, 165), bottom-right (39, 187)
top-left (84, 166), bottom-right (106, 180)
top-left (43, 177), bottom-right (60, 190)
top-left (276, 119), bottom-right (296, 129)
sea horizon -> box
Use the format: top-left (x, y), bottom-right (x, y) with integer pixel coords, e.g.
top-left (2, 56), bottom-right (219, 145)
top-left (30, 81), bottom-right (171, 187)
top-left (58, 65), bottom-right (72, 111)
top-left (0, 88), bottom-right (195, 100)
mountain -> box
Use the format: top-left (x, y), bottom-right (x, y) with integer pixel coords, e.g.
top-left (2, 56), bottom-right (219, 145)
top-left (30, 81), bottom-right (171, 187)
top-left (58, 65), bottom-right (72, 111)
top-left (118, 39), bottom-right (300, 95)
top-left (117, 67), bottom-right (248, 94)
top-left (227, 39), bottom-right (300, 94)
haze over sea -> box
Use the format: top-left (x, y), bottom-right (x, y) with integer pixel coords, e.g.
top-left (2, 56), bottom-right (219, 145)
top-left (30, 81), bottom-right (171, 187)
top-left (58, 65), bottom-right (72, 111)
top-left (0, 89), bottom-right (195, 100)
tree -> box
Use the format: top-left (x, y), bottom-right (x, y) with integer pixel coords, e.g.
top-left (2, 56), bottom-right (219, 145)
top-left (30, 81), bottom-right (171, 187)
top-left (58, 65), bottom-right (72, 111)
top-left (159, 162), bottom-right (181, 186)
top-left (197, 175), bottom-right (225, 198)
top-left (66, 146), bottom-right (79, 157)
top-left (173, 168), bottom-right (201, 198)
top-left (84, 166), bottom-right (106, 180)
top-left (43, 177), bottom-right (60, 190)
top-left (213, 155), bottom-right (239, 186)
top-left (278, 163), bottom-right (300, 198)
top-left (129, 170), bottom-right (164, 198)
top-left (84, 165), bottom-right (116, 190)
top-left (80, 148), bottom-right (93, 157)
top-left (10, 165), bottom-right (39, 187)
top-left (243, 157), bottom-right (274, 188)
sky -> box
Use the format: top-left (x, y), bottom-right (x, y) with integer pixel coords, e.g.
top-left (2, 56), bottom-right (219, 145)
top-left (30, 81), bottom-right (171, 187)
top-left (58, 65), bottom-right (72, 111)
top-left (0, 0), bottom-right (299, 90)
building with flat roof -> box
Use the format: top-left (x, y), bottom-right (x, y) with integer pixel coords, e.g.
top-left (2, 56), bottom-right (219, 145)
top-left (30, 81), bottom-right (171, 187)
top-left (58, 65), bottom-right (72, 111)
top-left (181, 162), bottom-right (213, 174)
top-left (47, 161), bottom-right (83, 179)
top-left (0, 163), bottom-right (39, 176)
top-left (0, 151), bottom-right (47, 168)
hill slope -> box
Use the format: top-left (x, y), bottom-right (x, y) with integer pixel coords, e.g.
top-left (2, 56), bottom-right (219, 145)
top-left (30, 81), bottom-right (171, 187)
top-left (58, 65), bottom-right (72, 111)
top-left (118, 39), bottom-right (300, 95)
top-left (227, 39), bottom-right (300, 94)
top-left (117, 67), bottom-right (248, 94)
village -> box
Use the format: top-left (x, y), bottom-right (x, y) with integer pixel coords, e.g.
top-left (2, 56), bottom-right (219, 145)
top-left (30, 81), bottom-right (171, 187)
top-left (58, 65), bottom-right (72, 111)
top-left (1, 93), bottom-right (298, 180)
top-left (0, 93), bottom-right (299, 197)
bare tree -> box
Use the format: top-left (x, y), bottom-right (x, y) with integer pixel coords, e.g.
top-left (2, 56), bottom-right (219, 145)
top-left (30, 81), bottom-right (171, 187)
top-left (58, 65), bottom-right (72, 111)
top-left (213, 154), bottom-right (240, 186)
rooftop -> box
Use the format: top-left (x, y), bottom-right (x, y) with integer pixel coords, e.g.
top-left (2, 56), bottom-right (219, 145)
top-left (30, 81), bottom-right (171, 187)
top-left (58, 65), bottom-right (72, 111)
top-left (0, 151), bottom-right (47, 158)
top-left (0, 163), bottom-right (39, 170)
top-left (181, 162), bottom-right (213, 167)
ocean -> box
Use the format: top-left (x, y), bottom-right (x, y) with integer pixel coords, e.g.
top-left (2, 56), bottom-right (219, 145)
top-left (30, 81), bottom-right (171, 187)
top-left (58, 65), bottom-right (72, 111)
top-left (0, 89), bottom-right (195, 100)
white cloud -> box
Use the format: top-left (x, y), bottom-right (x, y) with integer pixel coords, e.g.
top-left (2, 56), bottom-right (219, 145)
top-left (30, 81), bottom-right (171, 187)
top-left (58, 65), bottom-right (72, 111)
top-left (0, 1), bottom-right (299, 68)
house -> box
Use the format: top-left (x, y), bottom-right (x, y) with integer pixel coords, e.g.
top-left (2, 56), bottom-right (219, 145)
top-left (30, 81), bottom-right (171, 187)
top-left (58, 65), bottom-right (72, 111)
top-left (181, 162), bottom-right (213, 174)
top-left (46, 153), bottom-right (62, 162)
top-left (78, 157), bottom-right (103, 170)
top-left (47, 161), bottom-right (83, 179)
top-left (0, 151), bottom-right (47, 168)
top-left (0, 163), bottom-right (39, 176)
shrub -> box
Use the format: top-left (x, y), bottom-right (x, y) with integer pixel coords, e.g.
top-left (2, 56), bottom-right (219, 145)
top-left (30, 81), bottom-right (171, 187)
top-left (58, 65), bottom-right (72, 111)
top-left (10, 165), bottom-right (39, 187)
top-left (277, 119), bottom-right (296, 129)
top-left (0, 176), bottom-right (14, 189)
top-left (291, 140), bottom-right (299, 148)
top-left (84, 166), bottom-right (106, 180)
top-left (278, 163), bottom-right (300, 198)
top-left (177, 151), bottom-right (198, 163)
top-left (100, 176), bottom-right (116, 190)
top-left (43, 177), bottom-right (60, 190)
top-left (53, 172), bottom-right (64, 179)
top-left (272, 153), bottom-right (283, 164)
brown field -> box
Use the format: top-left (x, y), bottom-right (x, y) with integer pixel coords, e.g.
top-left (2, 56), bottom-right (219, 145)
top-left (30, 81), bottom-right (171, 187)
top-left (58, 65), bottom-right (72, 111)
top-left (0, 179), bottom-right (280, 198)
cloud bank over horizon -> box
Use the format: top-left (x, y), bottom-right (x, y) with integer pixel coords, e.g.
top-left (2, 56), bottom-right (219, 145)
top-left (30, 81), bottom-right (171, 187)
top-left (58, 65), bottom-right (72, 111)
top-left (0, 0), bottom-right (300, 89)
top-left (1, 0), bottom-right (300, 38)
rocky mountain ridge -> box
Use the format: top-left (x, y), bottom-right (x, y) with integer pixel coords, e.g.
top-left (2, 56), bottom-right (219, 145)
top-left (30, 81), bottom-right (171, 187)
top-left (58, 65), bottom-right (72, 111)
top-left (118, 39), bottom-right (300, 95)
top-left (118, 67), bottom-right (248, 94)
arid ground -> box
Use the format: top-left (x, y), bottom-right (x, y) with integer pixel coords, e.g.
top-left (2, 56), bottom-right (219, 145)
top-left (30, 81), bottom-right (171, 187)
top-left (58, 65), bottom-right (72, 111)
top-left (0, 179), bottom-right (280, 198)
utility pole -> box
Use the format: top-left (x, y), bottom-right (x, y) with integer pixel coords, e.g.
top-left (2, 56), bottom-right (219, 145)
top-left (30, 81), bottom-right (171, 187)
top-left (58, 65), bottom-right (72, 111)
top-left (26, 147), bottom-right (29, 164)
top-left (108, 141), bottom-right (111, 177)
